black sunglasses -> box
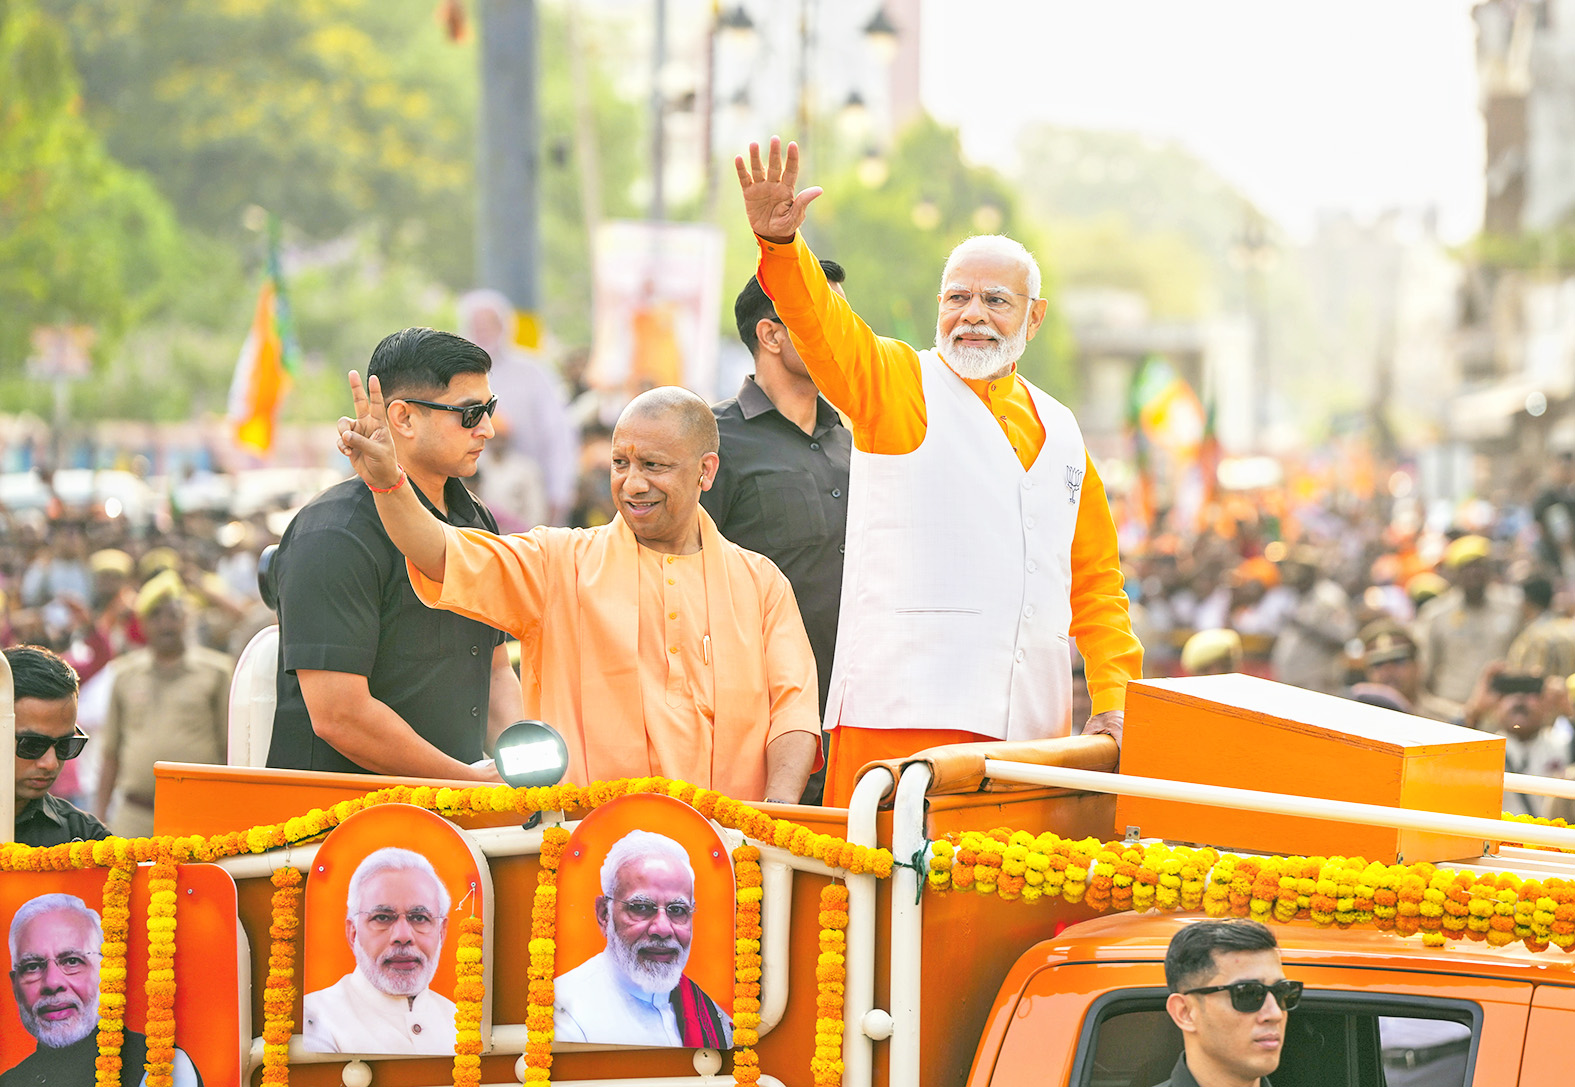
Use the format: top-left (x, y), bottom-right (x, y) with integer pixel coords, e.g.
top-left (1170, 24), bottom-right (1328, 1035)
top-left (16, 728), bottom-right (90, 763)
top-left (400, 395), bottom-right (499, 429)
top-left (1184, 979), bottom-right (1303, 1013)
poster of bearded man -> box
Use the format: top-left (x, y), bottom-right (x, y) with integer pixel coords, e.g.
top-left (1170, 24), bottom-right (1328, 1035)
top-left (553, 794), bottom-right (734, 1049)
top-left (0, 866), bottom-right (242, 1086)
top-left (300, 804), bottom-right (492, 1056)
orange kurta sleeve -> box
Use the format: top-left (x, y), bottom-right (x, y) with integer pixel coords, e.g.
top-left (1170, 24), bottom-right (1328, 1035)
top-left (756, 234), bottom-right (927, 455)
top-left (406, 523), bottom-right (550, 638)
top-left (1068, 454), bottom-right (1143, 714)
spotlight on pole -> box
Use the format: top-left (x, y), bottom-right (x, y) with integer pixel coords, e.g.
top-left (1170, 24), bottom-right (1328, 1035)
top-left (493, 720), bottom-right (571, 788)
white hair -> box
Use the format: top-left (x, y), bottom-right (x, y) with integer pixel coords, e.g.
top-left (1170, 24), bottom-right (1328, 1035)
top-left (940, 234), bottom-right (1042, 300)
top-left (9, 893), bottom-right (102, 962)
top-left (599, 830), bottom-right (695, 897)
top-left (345, 847), bottom-right (452, 921)
top-left (457, 288), bottom-right (516, 350)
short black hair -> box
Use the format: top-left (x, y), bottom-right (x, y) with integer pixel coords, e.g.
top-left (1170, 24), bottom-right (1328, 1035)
top-left (368, 327), bottom-right (491, 401)
top-left (1523, 574), bottom-right (1555, 611)
top-left (734, 260), bottom-right (846, 358)
top-left (1164, 920), bottom-right (1278, 993)
top-left (4, 645), bottom-right (80, 702)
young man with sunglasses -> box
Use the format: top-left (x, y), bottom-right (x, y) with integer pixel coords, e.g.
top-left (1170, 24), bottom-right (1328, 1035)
top-left (267, 328), bottom-right (521, 781)
top-left (1160, 919), bottom-right (1299, 1087)
top-left (6, 645), bottom-right (109, 848)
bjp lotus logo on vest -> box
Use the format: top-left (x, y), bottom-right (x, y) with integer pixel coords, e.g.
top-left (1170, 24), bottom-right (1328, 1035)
top-left (1064, 465), bottom-right (1084, 506)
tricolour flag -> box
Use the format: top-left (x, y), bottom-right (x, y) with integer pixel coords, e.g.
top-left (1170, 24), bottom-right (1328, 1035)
top-left (228, 222), bottom-right (300, 455)
top-left (1126, 355), bottom-right (1207, 533)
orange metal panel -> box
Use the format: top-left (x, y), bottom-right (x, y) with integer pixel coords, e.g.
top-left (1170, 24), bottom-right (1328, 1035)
top-left (981, 962), bottom-right (1161, 1087)
top-left (1115, 675), bottom-right (1505, 864)
top-left (1516, 984), bottom-right (1575, 1087)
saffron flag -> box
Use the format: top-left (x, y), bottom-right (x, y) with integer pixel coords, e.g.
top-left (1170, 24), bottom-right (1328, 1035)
top-left (1127, 356), bottom-right (1207, 533)
top-left (228, 224), bottom-right (300, 455)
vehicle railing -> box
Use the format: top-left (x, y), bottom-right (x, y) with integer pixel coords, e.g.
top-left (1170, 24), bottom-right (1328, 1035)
top-left (1504, 771), bottom-right (1575, 800)
top-left (977, 760), bottom-right (1575, 852)
top-left (1, 653), bottom-right (12, 845)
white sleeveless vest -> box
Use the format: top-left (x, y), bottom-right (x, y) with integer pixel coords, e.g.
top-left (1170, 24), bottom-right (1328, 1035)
top-left (824, 351), bottom-right (1087, 741)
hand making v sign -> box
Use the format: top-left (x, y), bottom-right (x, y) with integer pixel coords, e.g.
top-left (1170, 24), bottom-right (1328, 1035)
top-left (338, 370), bottom-right (401, 491)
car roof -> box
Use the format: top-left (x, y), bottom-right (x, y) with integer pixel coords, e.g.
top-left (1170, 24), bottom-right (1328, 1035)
top-left (1036, 911), bottom-right (1575, 985)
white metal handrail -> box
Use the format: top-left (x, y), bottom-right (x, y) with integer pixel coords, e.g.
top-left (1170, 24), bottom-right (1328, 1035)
top-left (1, 653), bottom-right (13, 845)
top-left (981, 760), bottom-right (1575, 852)
top-left (844, 768), bottom-right (895, 1087)
top-left (1505, 771), bottom-right (1575, 800)
top-left (888, 763), bottom-right (931, 1087)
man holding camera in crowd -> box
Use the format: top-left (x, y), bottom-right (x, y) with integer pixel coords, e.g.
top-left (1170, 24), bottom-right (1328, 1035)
top-left (1462, 657), bottom-right (1572, 818)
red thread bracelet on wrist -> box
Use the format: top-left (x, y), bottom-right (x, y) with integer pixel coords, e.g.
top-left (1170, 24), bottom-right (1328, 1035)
top-left (368, 467), bottom-right (407, 494)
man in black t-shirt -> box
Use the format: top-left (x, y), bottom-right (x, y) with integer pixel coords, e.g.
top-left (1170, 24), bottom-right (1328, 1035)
top-left (266, 328), bottom-right (520, 779)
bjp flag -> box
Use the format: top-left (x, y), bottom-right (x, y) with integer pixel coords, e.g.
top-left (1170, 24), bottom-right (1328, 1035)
top-left (228, 220), bottom-right (300, 456)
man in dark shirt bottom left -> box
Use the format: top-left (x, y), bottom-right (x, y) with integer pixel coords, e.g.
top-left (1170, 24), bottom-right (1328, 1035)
top-left (7, 645), bottom-right (109, 848)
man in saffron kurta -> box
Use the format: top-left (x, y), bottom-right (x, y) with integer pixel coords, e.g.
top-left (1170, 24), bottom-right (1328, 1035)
top-left (737, 138), bottom-right (1142, 805)
top-left (336, 376), bottom-right (821, 802)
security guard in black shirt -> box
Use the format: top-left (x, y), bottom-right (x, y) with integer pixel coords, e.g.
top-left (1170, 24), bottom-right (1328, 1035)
top-left (7, 645), bottom-right (109, 848)
top-left (704, 265), bottom-right (853, 803)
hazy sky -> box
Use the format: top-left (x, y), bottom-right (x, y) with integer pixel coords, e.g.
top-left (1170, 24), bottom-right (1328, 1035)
top-left (920, 0), bottom-right (1486, 241)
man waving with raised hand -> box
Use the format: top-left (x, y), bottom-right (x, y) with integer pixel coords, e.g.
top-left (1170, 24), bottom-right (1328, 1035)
top-left (735, 137), bottom-right (1141, 805)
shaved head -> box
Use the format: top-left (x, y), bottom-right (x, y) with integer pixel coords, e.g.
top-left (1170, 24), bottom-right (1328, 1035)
top-left (616, 386), bottom-right (720, 457)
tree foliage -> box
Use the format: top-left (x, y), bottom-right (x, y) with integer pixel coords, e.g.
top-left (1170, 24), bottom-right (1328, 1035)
top-left (14, 0), bottom-right (647, 422)
top-left (1012, 124), bottom-right (1266, 315)
top-left (41, 0), bottom-right (481, 287)
top-left (0, 0), bottom-right (192, 370)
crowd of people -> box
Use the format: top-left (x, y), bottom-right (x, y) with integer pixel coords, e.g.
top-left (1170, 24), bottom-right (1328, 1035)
top-left (10, 137), bottom-right (1575, 863)
top-left (1127, 470), bottom-right (1575, 818)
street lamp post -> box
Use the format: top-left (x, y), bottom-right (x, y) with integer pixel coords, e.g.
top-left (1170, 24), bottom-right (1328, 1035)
top-left (477, 0), bottom-right (540, 316)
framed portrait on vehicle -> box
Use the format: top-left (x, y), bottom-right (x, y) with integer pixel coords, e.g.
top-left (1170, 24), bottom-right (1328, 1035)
top-left (553, 793), bottom-right (734, 1048)
top-left (300, 803), bottom-right (493, 1057)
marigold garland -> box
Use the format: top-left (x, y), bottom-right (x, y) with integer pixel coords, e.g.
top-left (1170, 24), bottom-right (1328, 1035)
top-left (141, 849), bottom-right (178, 1087)
top-left (927, 825), bottom-right (1575, 957)
top-left (525, 827), bottom-right (568, 1086)
top-left (452, 914), bottom-right (486, 1087)
top-left (733, 846), bottom-right (763, 1087)
top-left (811, 885), bottom-right (848, 1087)
top-left (261, 867), bottom-right (302, 1086)
top-left (96, 859), bottom-right (133, 1087)
top-left (0, 778), bottom-right (895, 883)
top-left (1502, 812), bottom-right (1575, 853)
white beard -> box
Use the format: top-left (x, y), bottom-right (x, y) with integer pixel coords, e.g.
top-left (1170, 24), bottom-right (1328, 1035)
top-left (355, 937), bottom-right (439, 998)
top-left (605, 925), bottom-right (690, 996)
top-left (20, 989), bottom-right (98, 1049)
top-left (936, 315), bottom-right (1029, 379)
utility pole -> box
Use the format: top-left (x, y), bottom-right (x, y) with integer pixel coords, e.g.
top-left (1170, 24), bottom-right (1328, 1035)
top-left (650, 0), bottom-right (668, 220)
top-left (477, 0), bottom-right (540, 321)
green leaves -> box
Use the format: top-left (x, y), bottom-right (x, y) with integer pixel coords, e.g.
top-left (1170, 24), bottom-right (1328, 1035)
top-left (0, 1), bottom-right (191, 370)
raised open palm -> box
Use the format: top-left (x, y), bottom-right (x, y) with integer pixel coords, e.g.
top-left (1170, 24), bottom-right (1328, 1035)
top-left (337, 371), bottom-right (401, 489)
top-left (735, 137), bottom-right (822, 243)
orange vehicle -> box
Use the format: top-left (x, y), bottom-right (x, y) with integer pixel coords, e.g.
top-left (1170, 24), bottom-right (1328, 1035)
top-left (6, 664), bottom-right (1575, 1087)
